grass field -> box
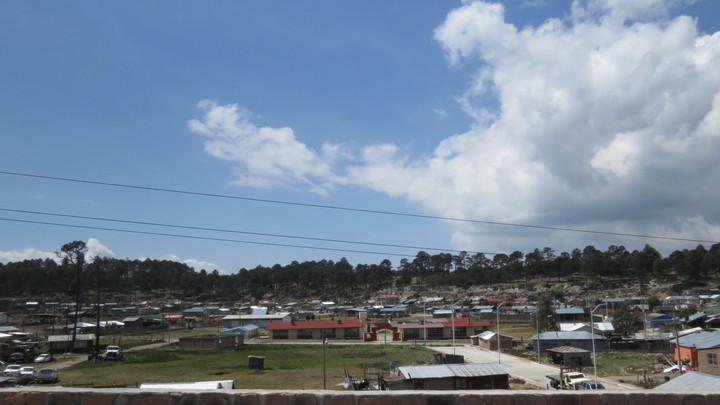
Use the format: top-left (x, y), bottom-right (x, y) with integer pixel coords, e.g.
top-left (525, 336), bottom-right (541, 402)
top-left (59, 343), bottom-right (437, 389)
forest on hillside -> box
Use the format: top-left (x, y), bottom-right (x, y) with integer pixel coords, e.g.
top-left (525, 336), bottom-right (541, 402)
top-left (1, 242), bottom-right (719, 302)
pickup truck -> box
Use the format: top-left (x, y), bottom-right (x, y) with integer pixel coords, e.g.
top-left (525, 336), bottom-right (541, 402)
top-left (104, 345), bottom-right (122, 361)
top-left (546, 371), bottom-right (592, 390)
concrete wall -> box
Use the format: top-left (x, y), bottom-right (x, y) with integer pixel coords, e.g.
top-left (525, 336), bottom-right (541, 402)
top-left (2, 388), bottom-right (720, 405)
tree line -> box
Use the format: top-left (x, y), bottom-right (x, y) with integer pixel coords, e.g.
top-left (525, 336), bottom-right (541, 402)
top-left (1, 242), bottom-right (719, 302)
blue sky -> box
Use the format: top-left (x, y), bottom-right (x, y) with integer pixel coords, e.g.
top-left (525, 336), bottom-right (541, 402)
top-left (2, 0), bottom-right (720, 274)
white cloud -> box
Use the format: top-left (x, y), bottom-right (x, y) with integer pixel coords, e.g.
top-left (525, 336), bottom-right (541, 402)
top-left (162, 254), bottom-right (218, 272)
top-left (188, 100), bottom-right (343, 195)
top-left (86, 238), bottom-right (115, 259)
top-left (191, 0), bottom-right (720, 255)
top-left (0, 247), bottom-right (57, 264)
top-left (0, 238), bottom-right (115, 265)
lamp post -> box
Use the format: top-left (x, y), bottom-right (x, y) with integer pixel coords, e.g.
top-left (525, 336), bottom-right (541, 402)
top-left (451, 305), bottom-right (456, 355)
top-left (322, 337), bottom-right (329, 389)
top-left (590, 303), bottom-right (604, 385)
top-left (423, 301), bottom-right (427, 345)
top-left (535, 311), bottom-right (541, 363)
top-left (497, 302), bottom-right (506, 364)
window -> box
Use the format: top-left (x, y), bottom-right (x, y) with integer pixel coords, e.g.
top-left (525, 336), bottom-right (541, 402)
top-left (708, 352), bottom-right (718, 367)
top-left (297, 329), bottom-right (313, 339)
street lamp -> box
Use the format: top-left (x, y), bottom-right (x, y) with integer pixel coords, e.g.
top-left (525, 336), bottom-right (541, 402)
top-left (535, 311), bottom-right (541, 363)
top-left (423, 301), bottom-right (427, 345)
top-left (322, 337), bottom-right (329, 389)
top-left (590, 303), bottom-right (604, 385)
top-left (451, 305), bottom-right (456, 355)
top-left (497, 302), bottom-right (506, 364)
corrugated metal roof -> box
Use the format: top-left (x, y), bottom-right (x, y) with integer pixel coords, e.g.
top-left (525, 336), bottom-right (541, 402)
top-left (555, 307), bottom-right (586, 314)
top-left (530, 331), bottom-right (603, 340)
top-left (655, 371), bottom-right (720, 390)
top-left (398, 363), bottom-right (508, 380)
top-left (675, 330), bottom-right (720, 349)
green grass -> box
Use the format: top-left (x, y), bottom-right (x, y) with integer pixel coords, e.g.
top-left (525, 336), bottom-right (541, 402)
top-left (507, 348), bottom-right (666, 380)
top-left (59, 343), bottom-right (437, 389)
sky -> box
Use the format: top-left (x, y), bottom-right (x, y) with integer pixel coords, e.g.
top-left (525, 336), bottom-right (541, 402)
top-left (1, 0), bottom-right (720, 274)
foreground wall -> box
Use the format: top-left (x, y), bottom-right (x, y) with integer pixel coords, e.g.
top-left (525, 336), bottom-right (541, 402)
top-left (1, 388), bottom-right (719, 405)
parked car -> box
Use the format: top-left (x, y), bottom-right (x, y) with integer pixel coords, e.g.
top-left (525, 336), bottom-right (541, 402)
top-left (8, 353), bottom-right (25, 363)
top-left (34, 353), bottom-right (53, 363)
top-left (19, 366), bottom-right (36, 378)
top-left (577, 380), bottom-right (605, 390)
top-left (33, 368), bottom-right (59, 383)
top-left (104, 345), bottom-right (122, 360)
top-left (1, 364), bottom-right (22, 377)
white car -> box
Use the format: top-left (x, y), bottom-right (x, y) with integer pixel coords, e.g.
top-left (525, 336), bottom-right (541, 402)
top-left (1, 364), bottom-right (21, 377)
top-left (19, 366), bottom-right (36, 378)
top-left (34, 354), bottom-right (53, 363)
top-left (104, 345), bottom-right (122, 360)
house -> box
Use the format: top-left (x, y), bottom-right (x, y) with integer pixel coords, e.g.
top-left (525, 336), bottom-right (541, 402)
top-left (221, 312), bottom-right (292, 329)
top-left (655, 371), bottom-right (720, 389)
top-left (396, 318), bottom-right (494, 341)
top-left (0, 313), bottom-right (11, 325)
top-left (646, 313), bottom-right (674, 328)
top-left (385, 363), bottom-right (509, 390)
top-left (178, 334), bottom-right (238, 350)
top-left (379, 305), bottom-right (409, 318)
top-left (559, 322), bottom-right (615, 335)
top-left (671, 330), bottom-right (720, 368)
top-left (696, 345), bottom-right (720, 376)
top-left (47, 334), bottom-right (95, 353)
top-left (531, 331), bottom-right (605, 352)
top-left (121, 316), bottom-right (145, 331)
top-left (220, 325), bottom-right (259, 339)
top-left (266, 319), bottom-right (367, 340)
top-left (546, 346), bottom-right (592, 367)
top-left (470, 331), bottom-right (513, 351)
top-left (665, 296), bottom-right (699, 307)
top-left (554, 307), bottom-right (588, 323)
top-left (378, 294), bottom-right (400, 306)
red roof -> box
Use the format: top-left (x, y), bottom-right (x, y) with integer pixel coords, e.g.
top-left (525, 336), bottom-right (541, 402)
top-left (266, 319), bottom-right (368, 330)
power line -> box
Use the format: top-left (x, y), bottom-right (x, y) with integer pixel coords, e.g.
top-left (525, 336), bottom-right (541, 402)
top-left (0, 207), bottom-right (494, 256)
top-left (0, 217), bottom-right (417, 259)
top-left (1, 170), bottom-right (717, 244)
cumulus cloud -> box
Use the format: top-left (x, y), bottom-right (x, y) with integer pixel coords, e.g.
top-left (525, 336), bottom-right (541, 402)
top-left (0, 238), bottom-right (114, 264)
top-left (0, 247), bottom-right (58, 264)
top-left (162, 254), bottom-right (218, 272)
top-left (191, 0), bottom-right (720, 254)
top-left (86, 238), bottom-right (115, 259)
top-left (188, 100), bottom-right (344, 195)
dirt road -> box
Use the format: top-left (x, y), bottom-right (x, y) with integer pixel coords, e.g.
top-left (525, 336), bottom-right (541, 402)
top-left (431, 344), bottom-right (639, 390)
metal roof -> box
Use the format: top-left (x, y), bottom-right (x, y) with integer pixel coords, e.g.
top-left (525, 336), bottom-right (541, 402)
top-left (655, 371), bottom-right (720, 390)
top-left (675, 330), bottom-right (720, 349)
top-left (398, 363), bottom-right (508, 380)
top-left (555, 307), bottom-right (586, 314)
top-left (547, 345), bottom-right (590, 354)
top-left (531, 331), bottom-right (603, 341)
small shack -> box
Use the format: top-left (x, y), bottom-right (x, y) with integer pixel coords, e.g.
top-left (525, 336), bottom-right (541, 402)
top-left (178, 334), bottom-right (237, 350)
top-left (546, 346), bottom-right (592, 367)
top-left (471, 331), bottom-right (514, 351)
top-left (386, 363), bottom-right (509, 390)
top-left (47, 334), bottom-right (96, 353)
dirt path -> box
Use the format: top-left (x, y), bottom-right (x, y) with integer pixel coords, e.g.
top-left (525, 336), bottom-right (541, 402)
top-left (51, 340), bottom-right (174, 370)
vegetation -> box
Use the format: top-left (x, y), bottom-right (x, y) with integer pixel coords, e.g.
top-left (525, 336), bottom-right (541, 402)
top-left (58, 343), bottom-right (436, 389)
top-left (1, 241), bottom-right (719, 301)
